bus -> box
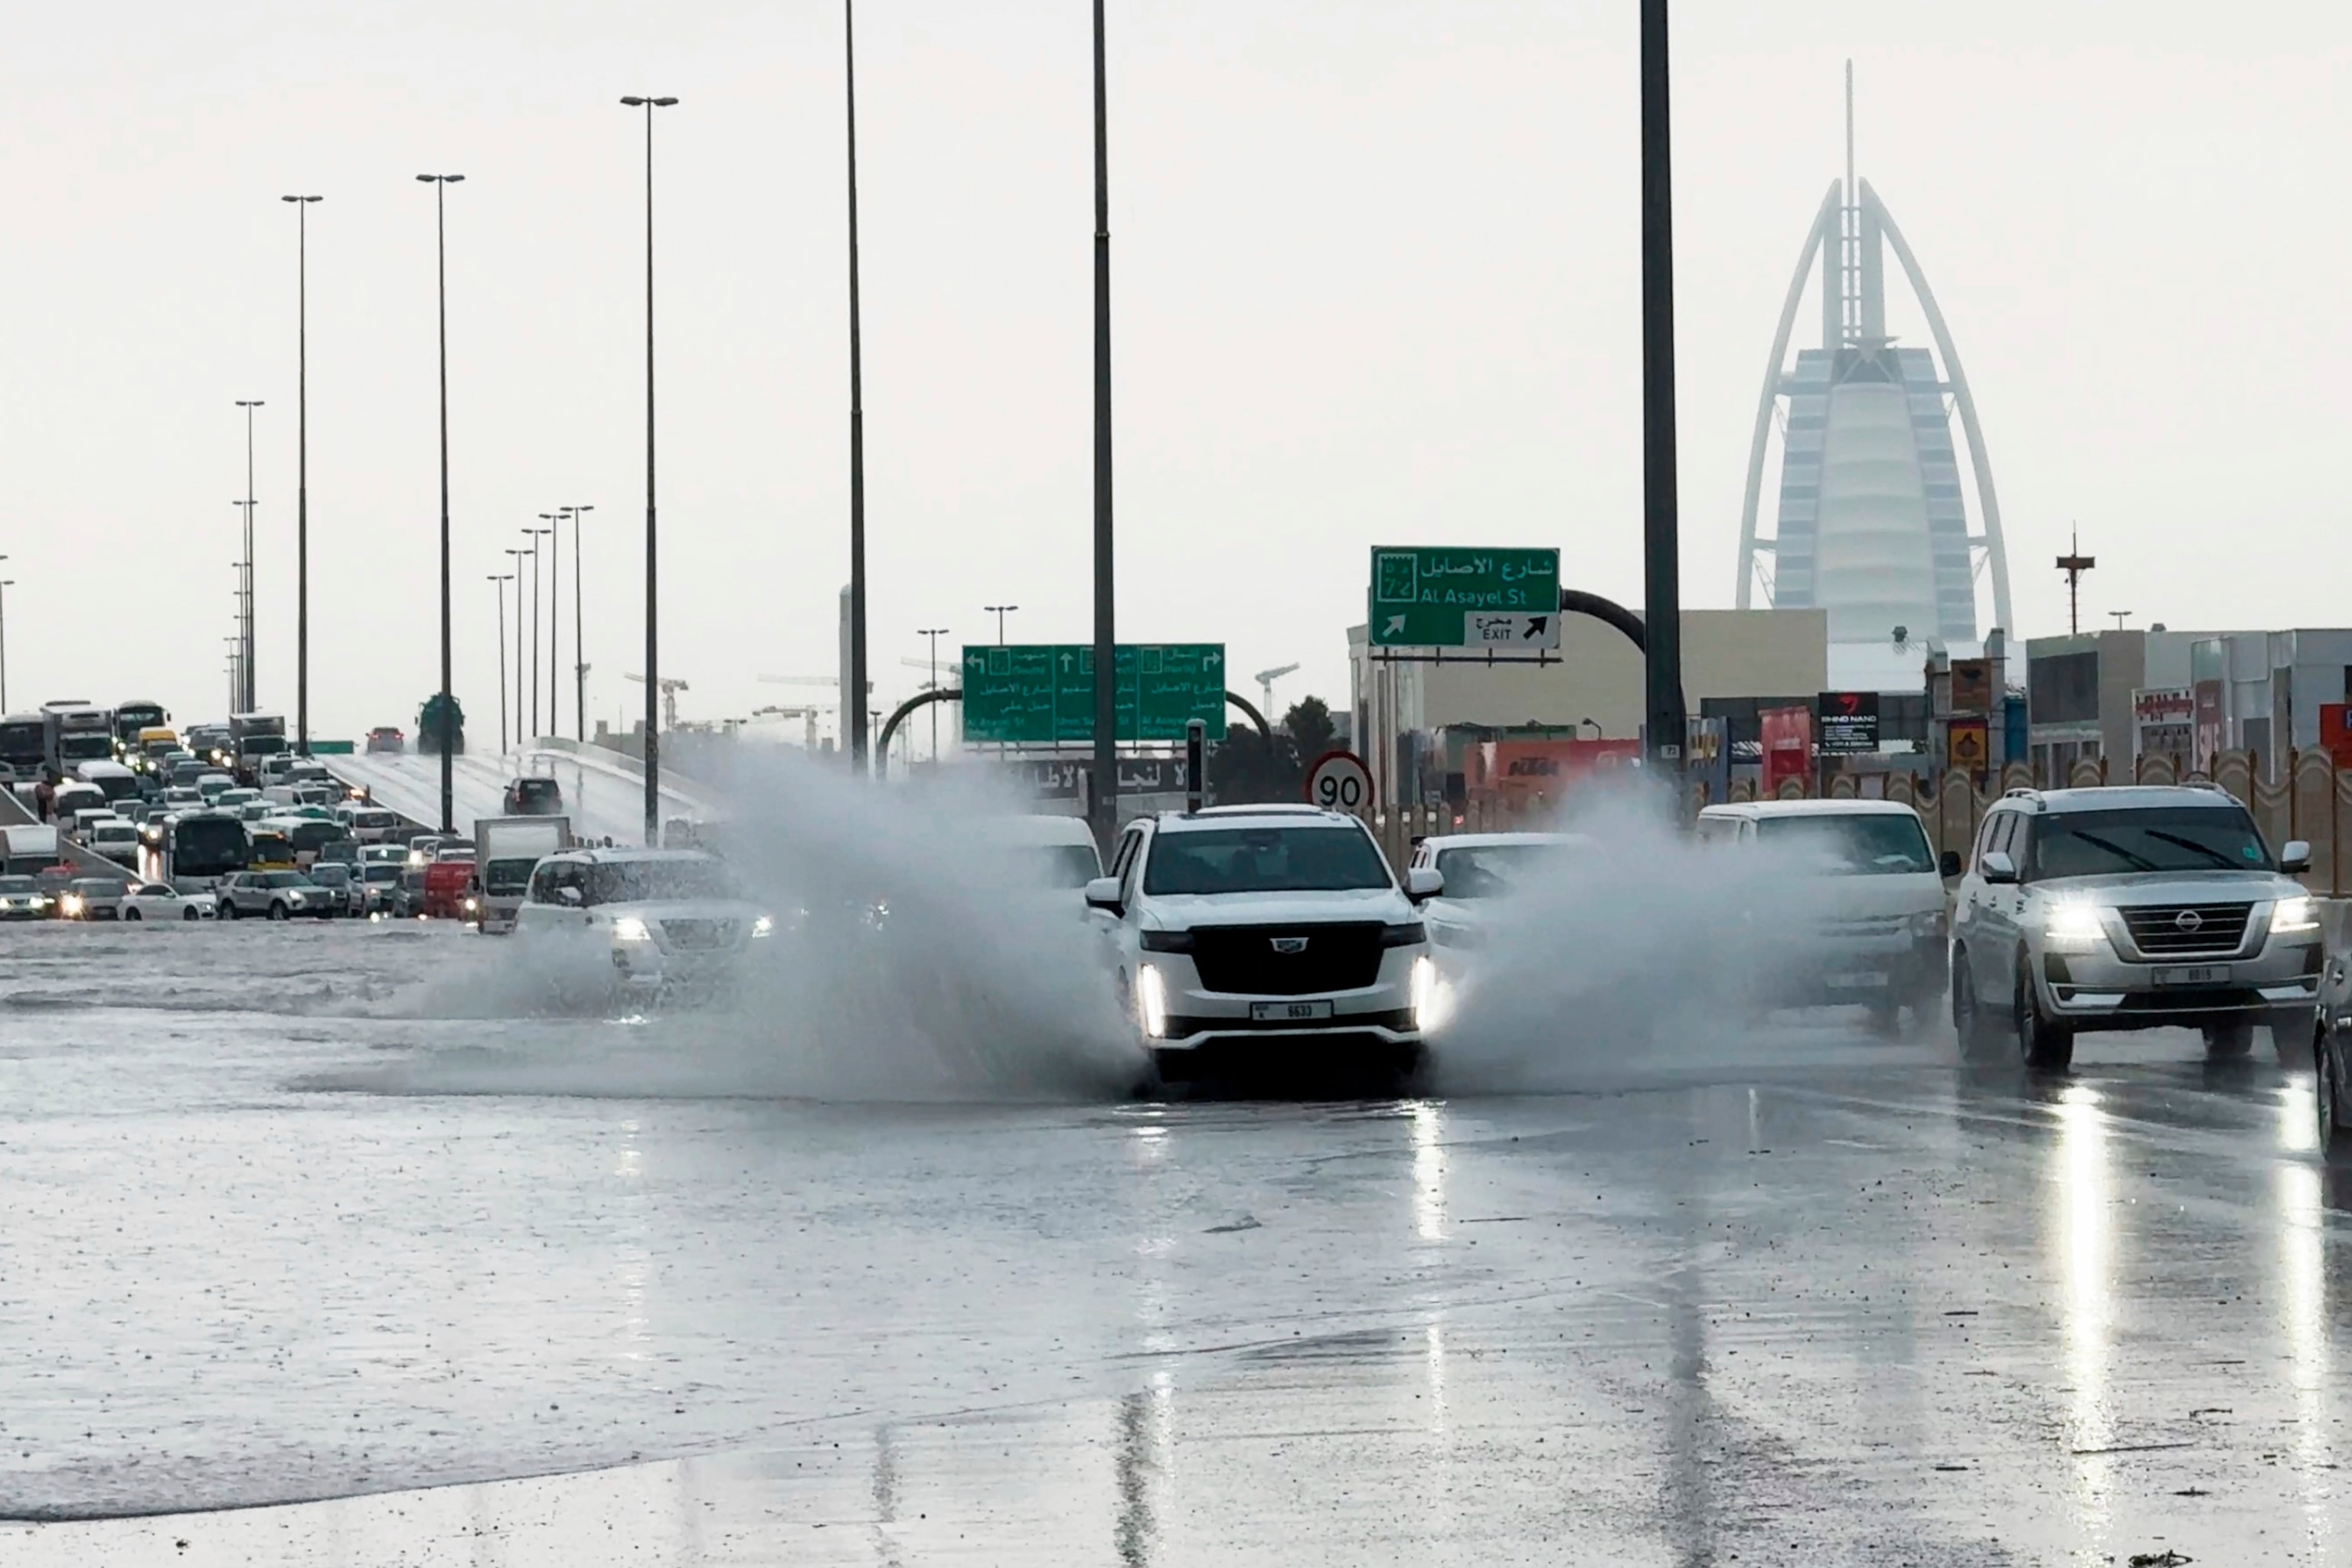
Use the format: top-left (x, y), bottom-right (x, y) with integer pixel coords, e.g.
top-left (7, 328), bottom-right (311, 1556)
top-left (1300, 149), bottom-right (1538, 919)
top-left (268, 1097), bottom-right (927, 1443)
top-left (164, 812), bottom-right (251, 890)
top-left (46, 707), bottom-right (117, 776)
top-left (113, 701), bottom-right (168, 750)
top-left (0, 714), bottom-right (45, 779)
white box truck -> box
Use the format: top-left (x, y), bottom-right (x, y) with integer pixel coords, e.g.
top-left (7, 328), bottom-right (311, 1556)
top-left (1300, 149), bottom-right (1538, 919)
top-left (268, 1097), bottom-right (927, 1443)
top-left (472, 815), bottom-right (573, 933)
top-left (2, 824), bottom-right (62, 877)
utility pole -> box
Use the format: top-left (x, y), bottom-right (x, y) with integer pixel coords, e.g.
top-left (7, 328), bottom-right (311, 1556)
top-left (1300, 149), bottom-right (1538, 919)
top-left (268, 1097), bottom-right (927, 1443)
top-left (1638, 0), bottom-right (1687, 790)
top-left (620, 94), bottom-right (679, 844)
top-left (2056, 528), bottom-right (2096, 636)
top-left (282, 194), bottom-right (322, 753)
top-left (1089, 0), bottom-right (1119, 848)
top-left (843, 0), bottom-right (871, 776)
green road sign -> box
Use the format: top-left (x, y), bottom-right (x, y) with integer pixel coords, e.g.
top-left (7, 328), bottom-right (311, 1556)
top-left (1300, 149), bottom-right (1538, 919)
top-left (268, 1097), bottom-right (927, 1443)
top-left (960, 643), bottom-right (1227, 745)
top-left (1367, 546), bottom-right (1561, 648)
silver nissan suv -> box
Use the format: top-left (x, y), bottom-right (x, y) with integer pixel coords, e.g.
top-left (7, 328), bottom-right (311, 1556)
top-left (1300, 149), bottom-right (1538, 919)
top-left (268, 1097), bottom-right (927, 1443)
top-left (1950, 785), bottom-right (2321, 1069)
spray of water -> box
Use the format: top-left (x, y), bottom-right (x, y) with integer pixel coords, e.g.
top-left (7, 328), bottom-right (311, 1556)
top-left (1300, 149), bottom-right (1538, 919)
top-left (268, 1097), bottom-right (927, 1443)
top-left (1425, 790), bottom-right (1937, 1094)
top-left (355, 751), bottom-right (1144, 1102)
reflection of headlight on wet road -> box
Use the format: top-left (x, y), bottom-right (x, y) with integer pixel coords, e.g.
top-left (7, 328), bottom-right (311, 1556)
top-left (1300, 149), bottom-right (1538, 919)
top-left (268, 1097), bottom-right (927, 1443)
top-left (612, 916), bottom-right (652, 943)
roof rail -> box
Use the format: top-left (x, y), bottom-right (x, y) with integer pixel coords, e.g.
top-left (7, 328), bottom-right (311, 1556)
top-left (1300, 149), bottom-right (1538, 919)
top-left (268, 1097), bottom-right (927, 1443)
top-left (2188, 779), bottom-right (2230, 792)
top-left (2001, 786), bottom-right (2040, 799)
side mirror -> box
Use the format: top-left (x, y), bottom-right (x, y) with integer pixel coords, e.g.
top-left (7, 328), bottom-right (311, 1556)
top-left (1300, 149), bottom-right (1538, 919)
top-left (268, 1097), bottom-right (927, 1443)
top-left (1404, 866), bottom-right (1444, 902)
top-left (557, 885), bottom-right (583, 908)
top-left (1979, 850), bottom-right (2018, 885)
top-left (1939, 849), bottom-right (1963, 880)
top-left (1083, 876), bottom-right (1124, 914)
top-left (2282, 839), bottom-right (2313, 875)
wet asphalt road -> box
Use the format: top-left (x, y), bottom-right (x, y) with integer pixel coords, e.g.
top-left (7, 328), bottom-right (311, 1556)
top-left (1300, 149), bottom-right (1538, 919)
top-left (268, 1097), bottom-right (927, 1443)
top-left (0, 920), bottom-right (2347, 1565)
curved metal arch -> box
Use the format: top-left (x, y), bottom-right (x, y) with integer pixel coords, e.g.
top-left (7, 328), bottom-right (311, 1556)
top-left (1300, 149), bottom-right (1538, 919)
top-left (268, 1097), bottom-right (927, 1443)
top-left (1860, 180), bottom-right (2014, 639)
top-left (1735, 182), bottom-right (1842, 610)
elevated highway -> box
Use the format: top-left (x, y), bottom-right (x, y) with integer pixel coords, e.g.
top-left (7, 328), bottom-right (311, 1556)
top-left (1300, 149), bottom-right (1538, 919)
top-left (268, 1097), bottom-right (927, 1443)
top-left (319, 743), bottom-right (721, 847)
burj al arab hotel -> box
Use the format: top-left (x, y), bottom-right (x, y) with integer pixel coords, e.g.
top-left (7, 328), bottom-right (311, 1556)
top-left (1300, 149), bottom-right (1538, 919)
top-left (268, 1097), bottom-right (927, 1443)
top-left (1734, 71), bottom-right (2015, 691)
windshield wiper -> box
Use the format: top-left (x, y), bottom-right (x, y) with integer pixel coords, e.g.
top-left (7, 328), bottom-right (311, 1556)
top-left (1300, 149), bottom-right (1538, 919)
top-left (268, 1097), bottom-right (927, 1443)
top-left (2140, 829), bottom-right (2245, 869)
top-left (2063, 831), bottom-right (2159, 873)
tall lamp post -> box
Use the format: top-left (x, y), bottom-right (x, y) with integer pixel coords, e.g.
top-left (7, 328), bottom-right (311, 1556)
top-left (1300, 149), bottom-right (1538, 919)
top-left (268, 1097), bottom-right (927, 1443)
top-left (842, 2), bottom-right (870, 778)
top-left (1638, 0), bottom-right (1685, 786)
top-left (1088, 0), bottom-right (1119, 849)
top-left (417, 172), bottom-right (464, 833)
top-left (504, 547), bottom-right (528, 750)
top-left (0, 573), bottom-right (13, 712)
top-left (521, 526), bottom-right (549, 741)
top-left (916, 626), bottom-right (949, 763)
top-left (538, 510), bottom-right (564, 729)
top-left (488, 573), bottom-right (514, 753)
top-left (234, 399), bottom-right (264, 712)
top-left (564, 504), bottom-right (593, 739)
top-left (620, 93), bottom-right (678, 843)
top-left (281, 194), bottom-right (322, 753)
top-left (984, 603), bottom-right (1018, 645)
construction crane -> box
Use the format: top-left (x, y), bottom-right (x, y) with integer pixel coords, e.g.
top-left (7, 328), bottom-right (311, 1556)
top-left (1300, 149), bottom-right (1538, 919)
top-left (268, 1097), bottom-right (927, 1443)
top-left (622, 671), bottom-right (688, 730)
top-left (749, 703), bottom-right (828, 750)
top-left (1253, 662), bottom-right (1301, 716)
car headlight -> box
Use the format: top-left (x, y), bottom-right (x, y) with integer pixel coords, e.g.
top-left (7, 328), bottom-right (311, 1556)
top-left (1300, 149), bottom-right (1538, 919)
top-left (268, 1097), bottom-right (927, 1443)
top-left (2273, 894), bottom-right (2319, 935)
top-left (2044, 901), bottom-right (2105, 953)
top-left (60, 896), bottom-right (83, 916)
top-left (751, 914), bottom-right (775, 939)
top-left (1135, 964), bottom-right (1169, 1040)
top-left (612, 915), bottom-right (652, 943)
top-left (462, 897), bottom-right (479, 913)
top-left (1411, 952), bottom-right (1447, 1031)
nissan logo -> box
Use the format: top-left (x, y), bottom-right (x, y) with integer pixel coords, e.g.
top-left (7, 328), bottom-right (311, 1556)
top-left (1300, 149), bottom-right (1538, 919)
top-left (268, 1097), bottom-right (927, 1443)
top-left (2174, 910), bottom-right (2204, 933)
top-left (1271, 936), bottom-right (1309, 955)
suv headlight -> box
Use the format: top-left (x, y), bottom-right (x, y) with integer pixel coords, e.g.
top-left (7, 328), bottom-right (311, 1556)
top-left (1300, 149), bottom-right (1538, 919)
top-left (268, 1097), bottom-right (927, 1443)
top-left (1135, 964), bottom-right (1169, 1039)
top-left (611, 915), bottom-right (652, 943)
top-left (2273, 894), bottom-right (2319, 935)
top-left (2045, 902), bottom-right (2105, 954)
top-left (1138, 929), bottom-right (1194, 953)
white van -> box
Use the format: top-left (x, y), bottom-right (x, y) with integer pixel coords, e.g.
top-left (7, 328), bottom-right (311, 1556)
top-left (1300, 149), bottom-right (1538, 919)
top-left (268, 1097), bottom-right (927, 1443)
top-left (1695, 799), bottom-right (1955, 1031)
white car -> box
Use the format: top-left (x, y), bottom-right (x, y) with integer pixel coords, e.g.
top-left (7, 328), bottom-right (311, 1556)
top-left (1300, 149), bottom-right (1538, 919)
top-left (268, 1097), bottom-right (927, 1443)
top-left (85, 819), bottom-right (143, 866)
top-left (1410, 831), bottom-right (1594, 958)
top-left (336, 805), bottom-right (403, 844)
top-left (513, 848), bottom-right (774, 998)
top-left (978, 813), bottom-right (1103, 890)
top-left (119, 882), bottom-right (218, 922)
top-left (1085, 805), bottom-right (1442, 1081)
top-left (195, 772), bottom-right (237, 802)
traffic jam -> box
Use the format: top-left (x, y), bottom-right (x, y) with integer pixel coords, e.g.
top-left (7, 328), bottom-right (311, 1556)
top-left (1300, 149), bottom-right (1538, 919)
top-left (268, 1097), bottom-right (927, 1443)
top-left (5, 695), bottom-right (2348, 1144)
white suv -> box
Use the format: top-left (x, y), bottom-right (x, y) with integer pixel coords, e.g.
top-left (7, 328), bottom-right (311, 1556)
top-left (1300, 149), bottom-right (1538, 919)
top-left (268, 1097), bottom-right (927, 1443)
top-left (514, 848), bottom-right (774, 999)
top-left (1950, 785), bottom-right (2321, 1069)
top-left (1085, 805), bottom-right (1442, 1080)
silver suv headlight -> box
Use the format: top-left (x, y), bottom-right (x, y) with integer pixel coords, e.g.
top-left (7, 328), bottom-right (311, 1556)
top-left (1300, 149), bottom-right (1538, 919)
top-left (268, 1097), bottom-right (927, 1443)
top-left (2044, 902), bottom-right (2106, 954)
top-left (2273, 894), bottom-right (2319, 934)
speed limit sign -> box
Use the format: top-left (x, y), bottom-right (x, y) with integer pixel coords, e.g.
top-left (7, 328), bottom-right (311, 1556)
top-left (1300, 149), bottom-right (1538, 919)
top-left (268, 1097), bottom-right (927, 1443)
top-left (1304, 750), bottom-right (1374, 815)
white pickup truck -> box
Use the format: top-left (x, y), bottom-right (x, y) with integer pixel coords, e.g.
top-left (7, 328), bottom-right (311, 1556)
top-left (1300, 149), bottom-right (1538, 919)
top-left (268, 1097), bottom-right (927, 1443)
top-left (472, 814), bottom-right (574, 933)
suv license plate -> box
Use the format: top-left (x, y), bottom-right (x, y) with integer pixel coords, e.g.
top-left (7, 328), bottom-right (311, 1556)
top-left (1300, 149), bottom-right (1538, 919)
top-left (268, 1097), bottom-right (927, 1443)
top-left (1252, 1001), bottom-right (1334, 1022)
top-left (2153, 965), bottom-right (2229, 986)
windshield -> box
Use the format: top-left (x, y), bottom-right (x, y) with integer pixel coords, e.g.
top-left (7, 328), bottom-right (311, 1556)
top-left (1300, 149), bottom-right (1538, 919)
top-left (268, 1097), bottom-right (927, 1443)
top-left (2030, 807), bottom-right (2274, 879)
top-left (309, 865), bottom-right (350, 884)
top-left (0, 877), bottom-right (35, 894)
top-left (1142, 825), bottom-right (1392, 896)
top-left (1756, 813), bottom-right (1936, 875)
top-left (363, 864), bottom-right (401, 884)
top-left (582, 859), bottom-right (738, 905)
top-left (60, 735), bottom-right (114, 761)
top-left (1431, 842), bottom-right (1578, 899)
top-left (1021, 845), bottom-right (1102, 889)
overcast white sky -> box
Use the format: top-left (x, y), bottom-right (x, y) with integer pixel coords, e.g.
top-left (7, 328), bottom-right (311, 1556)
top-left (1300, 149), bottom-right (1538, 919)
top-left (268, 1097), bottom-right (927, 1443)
top-left (5, 2), bottom-right (2346, 744)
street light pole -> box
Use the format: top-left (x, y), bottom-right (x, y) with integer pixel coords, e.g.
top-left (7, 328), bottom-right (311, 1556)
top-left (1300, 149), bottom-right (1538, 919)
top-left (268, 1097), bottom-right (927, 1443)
top-left (0, 574), bottom-right (12, 711)
top-left (566, 504), bottom-right (593, 740)
top-left (1089, 0), bottom-right (1119, 849)
top-left (504, 547), bottom-right (527, 750)
top-left (520, 528), bottom-right (548, 741)
top-left (234, 399), bottom-right (264, 712)
top-left (417, 172), bottom-right (464, 833)
top-left (1638, 0), bottom-right (1686, 789)
top-left (984, 603), bottom-right (1018, 646)
top-left (488, 573), bottom-right (512, 753)
top-left (282, 194), bottom-right (322, 753)
top-left (842, 0), bottom-right (870, 778)
top-left (538, 511), bottom-right (564, 730)
top-left (917, 627), bottom-right (949, 762)
top-left (620, 94), bottom-right (678, 843)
